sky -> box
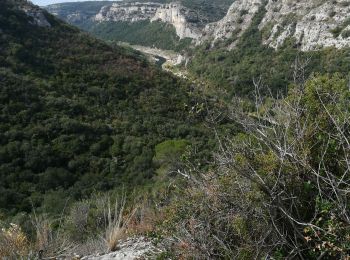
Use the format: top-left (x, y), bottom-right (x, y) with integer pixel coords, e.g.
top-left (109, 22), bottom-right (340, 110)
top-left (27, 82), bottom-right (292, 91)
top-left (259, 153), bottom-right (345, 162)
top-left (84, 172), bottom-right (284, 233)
top-left (31, 0), bottom-right (114, 6)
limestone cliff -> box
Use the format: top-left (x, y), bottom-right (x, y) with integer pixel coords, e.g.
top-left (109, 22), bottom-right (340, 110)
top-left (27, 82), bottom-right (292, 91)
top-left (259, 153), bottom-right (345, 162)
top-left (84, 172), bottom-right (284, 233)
top-left (151, 3), bottom-right (201, 39)
top-left (45, 1), bottom-right (114, 25)
top-left (93, 2), bottom-right (202, 39)
top-left (261, 0), bottom-right (350, 51)
top-left (20, 3), bottom-right (51, 27)
top-left (94, 2), bottom-right (161, 23)
top-left (45, 0), bottom-right (350, 51)
top-left (200, 0), bottom-right (350, 51)
top-left (200, 0), bottom-right (262, 48)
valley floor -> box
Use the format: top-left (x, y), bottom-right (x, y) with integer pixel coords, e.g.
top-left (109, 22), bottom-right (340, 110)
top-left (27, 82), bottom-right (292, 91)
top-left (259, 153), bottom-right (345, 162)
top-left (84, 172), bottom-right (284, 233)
top-left (119, 42), bottom-right (189, 79)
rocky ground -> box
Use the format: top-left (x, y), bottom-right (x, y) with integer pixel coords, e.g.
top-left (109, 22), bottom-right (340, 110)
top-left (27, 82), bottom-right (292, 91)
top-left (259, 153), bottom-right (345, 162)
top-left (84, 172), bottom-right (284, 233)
top-left (80, 237), bottom-right (163, 260)
top-left (120, 43), bottom-right (189, 79)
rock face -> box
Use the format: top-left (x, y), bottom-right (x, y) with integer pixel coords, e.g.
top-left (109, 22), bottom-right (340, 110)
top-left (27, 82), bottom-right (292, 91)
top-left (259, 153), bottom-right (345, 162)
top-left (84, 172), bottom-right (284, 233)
top-left (45, 0), bottom-right (350, 51)
top-left (21, 4), bottom-right (51, 27)
top-left (94, 2), bottom-right (202, 39)
top-left (81, 236), bottom-right (161, 260)
top-left (94, 2), bottom-right (161, 23)
top-left (200, 0), bottom-right (262, 48)
top-left (151, 3), bottom-right (201, 39)
top-left (200, 0), bottom-right (350, 51)
top-left (261, 0), bottom-right (350, 51)
top-left (65, 12), bottom-right (89, 24)
top-left (45, 2), bottom-right (116, 25)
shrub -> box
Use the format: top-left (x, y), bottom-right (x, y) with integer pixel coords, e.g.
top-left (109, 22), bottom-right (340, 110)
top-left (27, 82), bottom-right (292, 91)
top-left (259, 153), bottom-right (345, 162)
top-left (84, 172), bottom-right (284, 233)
top-left (341, 29), bottom-right (350, 38)
top-left (153, 139), bottom-right (190, 166)
top-left (0, 223), bottom-right (30, 258)
top-left (163, 73), bottom-right (350, 259)
top-left (31, 213), bottom-right (76, 258)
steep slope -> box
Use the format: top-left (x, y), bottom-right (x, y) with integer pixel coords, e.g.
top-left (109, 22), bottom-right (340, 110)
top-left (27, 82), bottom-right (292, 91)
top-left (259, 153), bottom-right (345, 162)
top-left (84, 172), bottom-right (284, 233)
top-left (0, 0), bottom-right (210, 215)
top-left (201, 0), bottom-right (350, 51)
top-left (43, 0), bottom-right (113, 25)
top-left (86, 1), bottom-right (200, 50)
top-left (46, 0), bottom-right (350, 52)
top-left (93, 2), bottom-right (202, 39)
top-left (45, 0), bottom-right (234, 50)
top-left (188, 0), bottom-right (350, 96)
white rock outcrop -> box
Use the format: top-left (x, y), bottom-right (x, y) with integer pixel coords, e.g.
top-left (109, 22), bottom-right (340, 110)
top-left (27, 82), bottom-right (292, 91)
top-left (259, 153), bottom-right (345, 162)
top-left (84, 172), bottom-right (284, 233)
top-left (66, 12), bottom-right (89, 24)
top-left (200, 0), bottom-right (350, 51)
top-left (151, 3), bottom-right (201, 39)
top-left (22, 5), bottom-right (51, 27)
top-left (201, 0), bottom-right (263, 48)
top-left (93, 2), bottom-right (201, 39)
top-left (81, 236), bottom-right (161, 260)
top-left (261, 0), bottom-right (350, 51)
top-left (94, 2), bottom-right (161, 23)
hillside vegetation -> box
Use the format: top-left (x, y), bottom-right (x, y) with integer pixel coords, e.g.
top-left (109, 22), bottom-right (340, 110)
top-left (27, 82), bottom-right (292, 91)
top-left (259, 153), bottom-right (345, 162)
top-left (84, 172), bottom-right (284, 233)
top-left (45, 0), bottom-right (234, 51)
top-left (0, 0), bottom-right (213, 216)
top-left (162, 73), bottom-right (350, 259)
top-left (188, 2), bottom-right (350, 96)
top-left (1, 0), bottom-right (350, 259)
top-left (133, 0), bottom-right (234, 23)
top-left (48, 0), bottom-right (234, 24)
top-left (86, 20), bottom-right (192, 51)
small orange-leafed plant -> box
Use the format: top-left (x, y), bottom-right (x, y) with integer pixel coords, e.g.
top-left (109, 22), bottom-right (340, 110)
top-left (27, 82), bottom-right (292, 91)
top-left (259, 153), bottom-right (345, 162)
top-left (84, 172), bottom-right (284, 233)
top-left (0, 223), bottom-right (30, 258)
top-left (126, 202), bottom-right (157, 237)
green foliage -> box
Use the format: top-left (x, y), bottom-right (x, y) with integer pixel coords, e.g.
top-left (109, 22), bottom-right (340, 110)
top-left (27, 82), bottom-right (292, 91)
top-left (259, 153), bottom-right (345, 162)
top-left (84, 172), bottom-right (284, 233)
top-left (87, 20), bottom-right (192, 51)
top-left (153, 139), bottom-right (190, 167)
top-left (160, 172), bottom-right (270, 259)
top-left (45, 1), bottom-right (113, 16)
top-left (125, 0), bottom-right (234, 23)
top-left (0, 0), bottom-right (213, 216)
top-left (188, 3), bottom-right (350, 97)
top-left (191, 41), bottom-right (350, 97)
top-left (47, 0), bottom-right (234, 25)
top-left (178, 0), bottom-right (234, 23)
top-left (342, 29), bottom-right (350, 38)
top-left (330, 17), bottom-right (350, 38)
top-left (162, 74), bottom-right (350, 259)
top-left (46, 0), bottom-right (234, 51)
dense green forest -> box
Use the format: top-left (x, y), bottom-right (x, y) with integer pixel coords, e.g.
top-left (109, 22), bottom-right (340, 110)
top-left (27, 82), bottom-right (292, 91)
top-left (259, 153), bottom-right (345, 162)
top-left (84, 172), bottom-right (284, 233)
top-left (1, 1), bottom-right (349, 259)
top-left (132, 0), bottom-right (234, 23)
top-left (0, 0), bottom-right (214, 217)
top-left (85, 20), bottom-right (192, 51)
top-left (188, 4), bottom-right (350, 96)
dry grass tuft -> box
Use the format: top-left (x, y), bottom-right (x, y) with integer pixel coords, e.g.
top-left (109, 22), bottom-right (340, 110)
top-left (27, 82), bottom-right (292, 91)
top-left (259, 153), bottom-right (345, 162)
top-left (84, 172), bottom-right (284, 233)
top-left (32, 214), bottom-right (51, 252)
top-left (105, 196), bottom-right (126, 252)
top-left (104, 195), bottom-right (137, 252)
top-left (31, 213), bottom-right (76, 258)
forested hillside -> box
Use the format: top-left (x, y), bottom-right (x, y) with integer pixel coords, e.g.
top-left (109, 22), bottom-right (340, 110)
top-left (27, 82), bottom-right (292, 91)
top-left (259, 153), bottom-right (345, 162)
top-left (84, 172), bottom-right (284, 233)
top-left (45, 0), bottom-right (234, 51)
top-left (188, 3), bottom-right (350, 96)
top-left (86, 20), bottom-right (193, 51)
top-left (47, 0), bottom-right (234, 25)
top-left (1, 1), bottom-right (350, 259)
top-left (0, 0), bottom-right (212, 216)
top-left (135, 0), bottom-right (234, 23)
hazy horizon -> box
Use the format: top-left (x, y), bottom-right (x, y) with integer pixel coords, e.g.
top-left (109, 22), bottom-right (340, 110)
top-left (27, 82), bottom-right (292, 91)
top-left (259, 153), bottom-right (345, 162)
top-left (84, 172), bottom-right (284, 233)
top-left (31, 0), bottom-right (115, 6)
